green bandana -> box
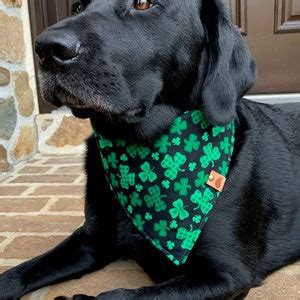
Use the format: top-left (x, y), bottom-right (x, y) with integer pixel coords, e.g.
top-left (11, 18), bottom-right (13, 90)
top-left (92, 110), bottom-right (235, 266)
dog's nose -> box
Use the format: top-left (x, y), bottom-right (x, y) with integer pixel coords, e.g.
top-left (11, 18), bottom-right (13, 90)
top-left (35, 31), bottom-right (81, 68)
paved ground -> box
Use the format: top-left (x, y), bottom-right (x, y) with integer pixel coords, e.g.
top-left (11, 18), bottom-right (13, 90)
top-left (0, 154), bottom-right (299, 299)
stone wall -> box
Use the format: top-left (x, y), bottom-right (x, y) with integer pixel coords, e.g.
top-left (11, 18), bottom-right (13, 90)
top-left (0, 0), bottom-right (92, 174)
top-left (0, 0), bottom-right (39, 174)
top-left (36, 112), bottom-right (92, 155)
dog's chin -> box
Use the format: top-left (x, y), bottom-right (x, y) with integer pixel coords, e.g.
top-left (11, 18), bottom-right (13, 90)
top-left (42, 92), bottom-right (148, 123)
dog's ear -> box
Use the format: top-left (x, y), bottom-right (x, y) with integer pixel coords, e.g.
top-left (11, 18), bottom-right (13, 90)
top-left (193, 0), bottom-right (256, 126)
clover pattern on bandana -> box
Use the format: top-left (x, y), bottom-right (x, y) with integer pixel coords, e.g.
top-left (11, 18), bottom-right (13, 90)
top-left (92, 109), bottom-right (235, 266)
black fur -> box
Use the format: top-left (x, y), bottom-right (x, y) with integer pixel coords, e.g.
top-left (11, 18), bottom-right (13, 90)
top-left (0, 0), bottom-right (299, 299)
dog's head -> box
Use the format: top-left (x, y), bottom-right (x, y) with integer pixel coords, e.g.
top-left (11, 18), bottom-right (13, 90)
top-left (35, 0), bottom-right (256, 136)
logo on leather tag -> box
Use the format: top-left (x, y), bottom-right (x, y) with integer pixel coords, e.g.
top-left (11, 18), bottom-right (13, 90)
top-left (207, 170), bottom-right (226, 192)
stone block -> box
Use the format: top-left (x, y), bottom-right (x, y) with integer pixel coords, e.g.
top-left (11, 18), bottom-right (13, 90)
top-left (1, 236), bottom-right (66, 259)
top-left (0, 215), bottom-right (83, 232)
top-left (46, 116), bottom-right (92, 147)
top-left (0, 10), bottom-right (25, 63)
top-left (0, 145), bottom-right (10, 173)
top-left (0, 97), bottom-right (17, 140)
top-left (2, 0), bottom-right (22, 7)
top-left (10, 174), bottom-right (79, 184)
top-left (0, 197), bottom-right (49, 213)
top-left (55, 165), bottom-right (83, 174)
top-left (0, 67), bottom-right (10, 86)
top-left (44, 157), bottom-right (83, 164)
top-left (30, 185), bottom-right (85, 196)
top-left (13, 71), bottom-right (34, 117)
top-left (0, 186), bottom-right (27, 196)
top-left (12, 125), bottom-right (37, 161)
top-left (49, 197), bottom-right (84, 212)
top-left (18, 165), bottom-right (52, 174)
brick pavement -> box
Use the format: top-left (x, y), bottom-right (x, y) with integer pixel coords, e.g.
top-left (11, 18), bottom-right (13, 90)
top-left (0, 154), bottom-right (299, 299)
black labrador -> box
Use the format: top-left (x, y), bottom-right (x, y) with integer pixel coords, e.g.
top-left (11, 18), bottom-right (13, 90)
top-left (0, 0), bottom-right (299, 299)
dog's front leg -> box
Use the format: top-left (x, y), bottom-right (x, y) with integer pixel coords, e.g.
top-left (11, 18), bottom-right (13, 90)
top-left (94, 274), bottom-right (251, 300)
top-left (63, 274), bottom-right (250, 300)
top-left (0, 226), bottom-right (116, 300)
top-left (0, 137), bottom-right (119, 300)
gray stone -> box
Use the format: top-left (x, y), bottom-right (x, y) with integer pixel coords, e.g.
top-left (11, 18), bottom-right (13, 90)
top-left (0, 97), bottom-right (17, 140)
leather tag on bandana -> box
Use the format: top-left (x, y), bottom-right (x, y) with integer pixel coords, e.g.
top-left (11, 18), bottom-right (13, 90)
top-left (207, 170), bottom-right (226, 192)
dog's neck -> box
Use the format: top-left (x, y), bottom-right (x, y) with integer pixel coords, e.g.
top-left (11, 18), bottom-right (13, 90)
top-left (90, 104), bottom-right (187, 142)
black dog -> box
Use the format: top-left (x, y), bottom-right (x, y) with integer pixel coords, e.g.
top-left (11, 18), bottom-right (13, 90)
top-left (0, 0), bottom-right (299, 299)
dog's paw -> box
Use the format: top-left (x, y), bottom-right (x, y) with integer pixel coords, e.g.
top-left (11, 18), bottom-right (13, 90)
top-left (55, 295), bottom-right (95, 300)
top-left (0, 272), bottom-right (23, 300)
top-left (98, 289), bottom-right (136, 300)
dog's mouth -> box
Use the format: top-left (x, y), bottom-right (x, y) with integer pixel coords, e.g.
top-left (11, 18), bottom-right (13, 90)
top-left (39, 69), bottom-right (151, 123)
top-left (48, 90), bottom-right (147, 122)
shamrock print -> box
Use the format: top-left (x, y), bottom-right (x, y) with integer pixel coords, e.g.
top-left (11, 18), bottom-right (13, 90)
top-left (139, 162), bottom-right (157, 183)
top-left (120, 154), bottom-right (128, 162)
top-left (144, 186), bottom-right (167, 212)
top-left (154, 220), bottom-right (169, 237)
top-left (130, 192), bottom-right (142, 207)
top-left (170, 220), bottom-right (178, 229)
top-left (162, 180), bottom-right (170, 189)
top-left (119, 165), bottom-right (135, 189)
top-left (107, 152), bottom-right (118, 169)
top-left (176, 226), bottom-right (201, 251)
top-left (191, 188), bottom-right (214, 214)
top-left (92, 108), bottom-right (236, 266)
top-left (169, 199), bottom-right (189, 220)
top-left (145, 212), bottom-right (153, 221)
top-left (133, 214), bottom-right (145, 231)
top-left (188, 162), bottom-right (197, 172)
top-left (167, 254), bottom-right (180, 266)
top-left (200, 143), bottom-right (221, 168)
top-left (191, 111), bottom-right (209, 129)
top-left (154, 135), bottom-right (171, 153)
top-left (99, 138), bottom-right (113, 149)
top-left (193, 215), bottom-right (202, 224)
top-left (127, 205), bottom-right (133, 214)
top-left (212, 126), bottom-right (225, 137)
top-left (170, 117), bottom-right (187, 135)
top-left (220, 137), bottom-right (231, 154)
top-left (174, 178), bottom-right (191, 196)
top-left (219, 161), bottom-right (229, 176)
top-left (102, 157), bottom-right (109, 171)
top-left (184, 134), bottom-right (200, 153)
top-left (127, 145), bottom-right (150, 159)
top-left (195, 171), bottom-right (209, 189)
top-left (136, 146), bottom-right (151, 159)
top-left (172, 137), bottom-right (181, 146)
top-left (110, 173), bottom-right (119, 188)
top-left (151, 152), bottom-right (160, 161)
top-left (117, 192), bottom-right (128, 206)
top-left (135, 184), bottom-right (143, 192)
top-left (202, 132), bottom-right (209, 141)
top-left (167, 241), bottom-right (175, 250)
top-left (161, 152), bottom-right (187, 180)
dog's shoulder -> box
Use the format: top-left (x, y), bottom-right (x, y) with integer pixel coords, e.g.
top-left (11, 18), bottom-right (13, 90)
top-left (237, 98), bottom-right (300, 147)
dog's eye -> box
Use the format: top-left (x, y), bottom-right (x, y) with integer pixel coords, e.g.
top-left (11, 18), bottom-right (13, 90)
top-left (134, 0), bottom-right (154, 11)
top-left (72, 2), bottom-right (83, 15)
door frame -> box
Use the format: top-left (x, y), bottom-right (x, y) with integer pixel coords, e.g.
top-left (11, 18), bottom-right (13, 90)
top-left (28, 0), bottom-right (72, 113)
